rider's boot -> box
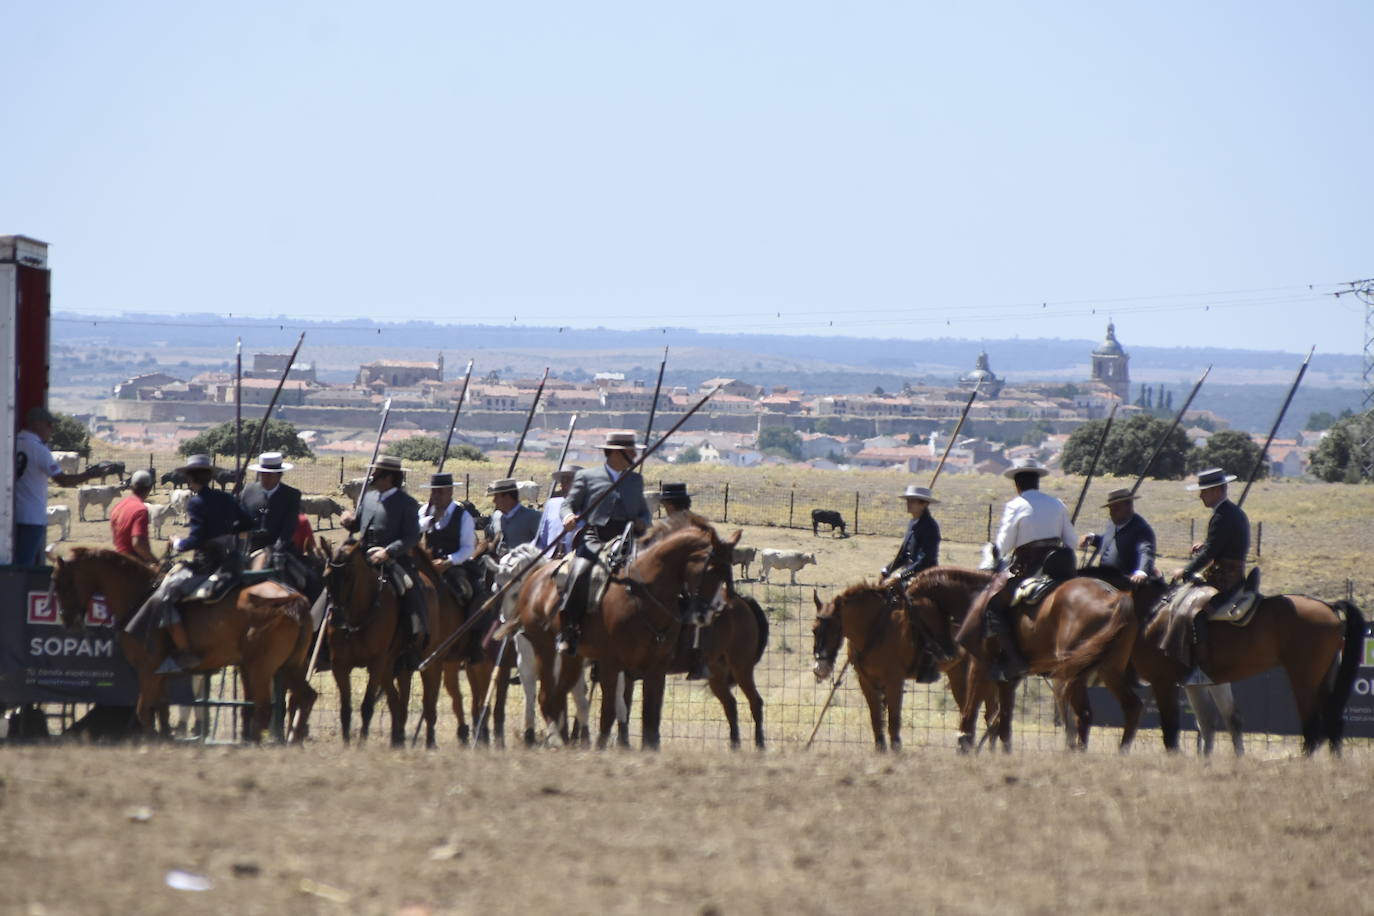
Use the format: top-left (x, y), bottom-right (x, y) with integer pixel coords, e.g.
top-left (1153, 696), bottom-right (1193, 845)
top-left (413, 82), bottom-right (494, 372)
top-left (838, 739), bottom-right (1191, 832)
top-left (986, 603), bottom-right (1028, 682)
top-left (1183, 618), bottom-right (1212, 686)
top-left (155, 621), bottom-right (201, 674)
top-left (556, 557), bottom-right (592, 656)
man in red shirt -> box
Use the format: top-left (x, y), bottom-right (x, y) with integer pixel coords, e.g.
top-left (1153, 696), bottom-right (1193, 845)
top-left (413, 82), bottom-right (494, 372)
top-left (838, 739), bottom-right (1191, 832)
top-left (110, 470), bottom-right (157, 564)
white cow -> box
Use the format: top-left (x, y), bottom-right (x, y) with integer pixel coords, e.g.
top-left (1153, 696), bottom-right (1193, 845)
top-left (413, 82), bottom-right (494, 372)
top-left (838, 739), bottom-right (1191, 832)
top-left (51, 451), bottom-right (81, 475)
top-left (516, 480), bottom-right (540, 507)
top-left (147, 502), bottom-right (180, 540)
top-left (77, 484), bottom-right (123, 521)
top-left (339, 477), bottom-right (367, 505)
top-left (732, 544), bottom-right (758, 580)
top-left (167, 487), bottom-right (192, 520)
top-left (46, 505), bottom-right (71, 542)
top-left (759, 549), bottom-right (817, 585)
top-left (644, 492), bottom-right (662, 516)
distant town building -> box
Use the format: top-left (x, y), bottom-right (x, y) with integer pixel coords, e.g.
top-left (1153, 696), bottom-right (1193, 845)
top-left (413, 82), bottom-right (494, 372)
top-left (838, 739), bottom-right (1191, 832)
top-left (959, 352), bottom-right (1005, 398)
top-left (1090, 322), bottom-right (1130, 401)
top-left (113, 372), bottom-right (183, 399)
top-left (356, 353), bottom-right (444, 388)
top-left (246, 353), bottom-right (317, 383)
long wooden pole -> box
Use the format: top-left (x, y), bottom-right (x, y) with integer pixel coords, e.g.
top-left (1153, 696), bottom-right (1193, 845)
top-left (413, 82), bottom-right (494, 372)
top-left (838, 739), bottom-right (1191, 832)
top-left (235, 331), bottom-right (306, 496)
top-left (1070, 402), bottom-right (1118, 525)
top-left (804, 659), bottom-right (850, 750)
top-left (436, 358), bottom-right (475, 473)
top-left (232, 338), bottom-right (243, 485)
top-left (418, 384), bottom-right (724, 672)
top-left (644, 346), bottom-right (668, 445)
top-left (1237, 346), bottom-right (1313, 508)
top-left (506, 368), bottom-right (549, 479)
top-left (1130, 365), bottom-right (1211, 496)
top-left (928, 381), bottom-right (981, 490)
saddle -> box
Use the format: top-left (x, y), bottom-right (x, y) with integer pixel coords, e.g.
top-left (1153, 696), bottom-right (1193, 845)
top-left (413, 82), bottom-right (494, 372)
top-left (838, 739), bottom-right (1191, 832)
top-left (564, 531), bottom-right (637, 617)
top-left (1010, 575), bottom-right (1057, 609)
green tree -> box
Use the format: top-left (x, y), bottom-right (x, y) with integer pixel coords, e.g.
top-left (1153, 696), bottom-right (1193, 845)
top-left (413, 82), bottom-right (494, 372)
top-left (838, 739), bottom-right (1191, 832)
top-left (384, 435), bottom-right (444, 464)
top-left (1060, 413), bottom-right (1193, 479)
top-left (1191, 429), bottom-right (1265, 479)
top-left (677, 445), bottom-right (702, 464)
top-left (756, 426), bottom-right (802, 459)
top-left (1308, 412), bottom-right (1374, 482)
top-left (1306, 411), bottom-right (1336, 431)
top-left (179, 418), bottom-right (313, 459)
top-left (50, 412), bottom-right (91, 456)
top-left (449, 443), bottom-right (488, 463)
top-left (1021, 420), bottom-right (1053, 447)
top-left (814, 417), bottom-right (836, 435)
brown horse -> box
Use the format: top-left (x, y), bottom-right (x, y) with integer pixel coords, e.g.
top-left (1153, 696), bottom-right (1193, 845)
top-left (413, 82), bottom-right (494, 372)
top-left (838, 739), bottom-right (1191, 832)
top-left (411, 547), bottom-right (496, 745)
top-left (503, 513), bottom-right (739, 749)
top-left (322, 540), bottom-right (442, 747)
top-left (1080, 567), bottom-right (1365, 755)
top-left (51, 548), bottom-right (316, 743)
top-left (915, 568), bottom-right (1141, 752)
top-left (810, 574), bottom-right (998, 751)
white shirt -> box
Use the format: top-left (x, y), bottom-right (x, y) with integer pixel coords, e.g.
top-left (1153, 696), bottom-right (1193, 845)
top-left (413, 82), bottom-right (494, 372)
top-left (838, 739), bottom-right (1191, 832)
top-left (994, 488), bottom-right (1076, 559)
top-left (15, 430), bottom-right (61, 525)
top-left (418, 500), bottom-right (476, 564)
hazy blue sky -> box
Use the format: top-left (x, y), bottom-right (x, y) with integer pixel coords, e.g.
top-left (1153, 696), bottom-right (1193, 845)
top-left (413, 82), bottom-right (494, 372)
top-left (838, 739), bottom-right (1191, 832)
top-left (4, 2), bottom-right (1370, 353)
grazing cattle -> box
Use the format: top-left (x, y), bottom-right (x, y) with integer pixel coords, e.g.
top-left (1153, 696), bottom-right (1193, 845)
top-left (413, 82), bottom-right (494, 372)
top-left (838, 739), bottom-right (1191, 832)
top-left (161, 469), bottom-right (189, 489)
top-left (811, 508), bottom-right (847, 537)
top-left (340, 477), bottom-right (367, 505)
top-left (213, 467), bottom-right (243, 489)
top-left (732, 544), bottom-right (758, 580)
top-left (46, 505), bottom-right (71, 542)
top-left (146, 502), bottom-right (179, 540)
top-left (301, 495), bottom-right (345, 529)
top-left (759, 549), bottom-right (817, 585)
top-left (51, 451), bottom-right (80, 475)
top-left (77, 484), bottom-right (124, 522)
top-left (87, 460), bottom-right (125, 483)
top-left (167, 487), bottom-right (191, 520)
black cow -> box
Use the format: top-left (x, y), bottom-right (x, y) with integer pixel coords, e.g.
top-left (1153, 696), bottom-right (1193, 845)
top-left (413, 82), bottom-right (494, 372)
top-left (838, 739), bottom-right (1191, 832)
top-left (811, 508), bottom-right (847, 538)
top-left (161, 469), bottom-right (189, 489)
top-left (87, 460), bottom-right (125, 483)
top-left (214, 467), bottom-right (244, 489)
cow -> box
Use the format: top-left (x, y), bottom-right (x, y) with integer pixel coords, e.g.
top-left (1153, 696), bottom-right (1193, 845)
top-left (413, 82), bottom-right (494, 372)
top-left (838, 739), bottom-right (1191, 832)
top-left (732, 544), bottom-right (757, 580)
top-left (46, 505), bottom-right (71, 542)
top-left (301, 495), bottom-right (345, 529)
top-left (146, 502), bottom-right (179, 540)
top-left (167, 487), bottom-right (191, 520)
top-left (759, 549), bottom-right (817, 585)
top-left (77, 484), bottom-right (124, 522)
top-left (339, 477), bottom-right (367, 505)
top-left (516, 479), bottom-right (540, 506)
top-left (645, 492), bottom-right (663, 516)
top-left (51, 451), bottom-right (80, 475)
top-left (811, 508), bottom-right (847, 538)
top-left (213, 467), bottom-right (243, 489)
top-left (161, 469), bottom-right (189, 489)
top-left (87, 460), bottom-right (125, 483)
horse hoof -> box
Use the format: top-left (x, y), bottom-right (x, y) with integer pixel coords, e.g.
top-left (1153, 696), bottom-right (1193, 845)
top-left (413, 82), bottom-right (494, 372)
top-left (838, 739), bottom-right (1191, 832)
top-left (457, 724), bottom-right (470, 744)
top-left (523, 728), bottom-right (536, 747)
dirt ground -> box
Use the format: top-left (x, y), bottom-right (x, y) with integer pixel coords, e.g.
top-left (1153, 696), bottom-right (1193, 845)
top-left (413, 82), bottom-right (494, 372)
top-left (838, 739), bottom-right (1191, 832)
top-left (2, 743), bottom-right (1371, 915)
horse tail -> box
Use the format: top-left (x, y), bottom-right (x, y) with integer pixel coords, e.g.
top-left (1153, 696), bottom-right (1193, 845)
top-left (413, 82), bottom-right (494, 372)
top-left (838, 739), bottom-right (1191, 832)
top-left (1321, 600), bottom-right (1365, 749)
top-left (1051, 588), bottom-right (1135, 684)
top-left (745, 595), bottom-right (770, 667)
top-left (286, 593), bottom-right (314, 671)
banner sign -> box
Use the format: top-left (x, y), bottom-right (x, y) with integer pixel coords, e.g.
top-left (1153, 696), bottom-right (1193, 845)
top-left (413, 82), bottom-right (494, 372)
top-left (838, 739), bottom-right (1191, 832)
top-left (0, 567), bottom-right (190, 706)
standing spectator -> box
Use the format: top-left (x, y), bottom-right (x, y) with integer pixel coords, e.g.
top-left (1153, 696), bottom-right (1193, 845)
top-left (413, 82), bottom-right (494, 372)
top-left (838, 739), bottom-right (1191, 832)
top-left (110, 470), bottom-right (157, 564)
top-left (14, 407), bottom-right (102, 566)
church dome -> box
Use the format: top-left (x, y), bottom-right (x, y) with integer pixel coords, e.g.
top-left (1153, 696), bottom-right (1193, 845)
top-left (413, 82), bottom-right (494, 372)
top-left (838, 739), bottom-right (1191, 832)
top-left (1093, 322), bottom-right (1125, 357)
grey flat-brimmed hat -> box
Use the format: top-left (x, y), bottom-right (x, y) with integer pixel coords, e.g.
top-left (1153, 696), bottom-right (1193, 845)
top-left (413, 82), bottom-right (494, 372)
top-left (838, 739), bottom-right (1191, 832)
top-left (1003, 458), bottom-right (1050, 479)
top-left (602, 430), bottom-right (641, 450)
top-left (1186, 468), bottom-right (1237, 491)
top-left (486, 478), bottom-right (520, 495)
top-left (901, 485), bottom-right (939, 504)
top-left (420, 472), bottom-right (455, 489)
top-left (369, 455), bottom-right (407, 474)
top-left (551, 466), bottom-right (578, 480)
top-left (1101, 487), bottom-right (1136, 507)
top-left (176, 454), bottom-right (219, 473)
top-left (247, 451), bottom-right (294, 473)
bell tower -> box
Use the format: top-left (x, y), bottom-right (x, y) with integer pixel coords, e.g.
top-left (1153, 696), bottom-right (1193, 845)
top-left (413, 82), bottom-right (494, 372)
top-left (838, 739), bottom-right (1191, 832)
top-left (1091, 322), bottom-right (1130, 400)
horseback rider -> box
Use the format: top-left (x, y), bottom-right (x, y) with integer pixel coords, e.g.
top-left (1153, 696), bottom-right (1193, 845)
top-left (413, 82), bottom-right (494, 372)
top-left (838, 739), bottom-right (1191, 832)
top-left (1170, 468), bottom-right (1250, 685)
top-left (656, 482), bottom-right (712, 679)
top-left (956, 458), bottom-right (1076, 681)
top-left (126, 454), bottom-right (253, 674)
top-left (486, 478), bottom-right (540, 555)
top-left (659, 482), bottom-right (692, 516)
top-left (418, 471), bottom-right (477, 604)
top-left (535, 467), bottom-right (581, 557)
top-left (555, 431), bottom-right (652, 656)
top-left (880, 484), bottom-right (942, 683)
top-left (239, 451), bottom-right (308, 588)
top-left (1078, 487), bottom-right (1157, 585)
top-left (341, 455), bottom-right (428, 663)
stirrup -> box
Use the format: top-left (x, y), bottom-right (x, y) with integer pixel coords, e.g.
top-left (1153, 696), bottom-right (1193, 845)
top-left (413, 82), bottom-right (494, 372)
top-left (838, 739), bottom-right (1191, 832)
top-left (155, 651), bottom-right (201, 675)
top-left (1183, 667), bottom-right (1213, 687)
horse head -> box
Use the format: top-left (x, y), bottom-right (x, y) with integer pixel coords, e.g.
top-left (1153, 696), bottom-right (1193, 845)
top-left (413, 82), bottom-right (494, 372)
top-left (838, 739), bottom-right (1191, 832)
top-left (683, 524), bottom-right (740, 624)
top-left (811, 589), bottom-right (842, 680)
top-left (324, 539), bottom-right (382, 630)
top-left (50, 553), bottom-right (88, 632)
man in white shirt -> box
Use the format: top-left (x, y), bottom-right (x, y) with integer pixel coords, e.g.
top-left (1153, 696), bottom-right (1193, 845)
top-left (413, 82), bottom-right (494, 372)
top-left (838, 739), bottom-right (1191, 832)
top-left (957, 458), bottom-right (1077, 681)
top-left (419, 472), bottom-right (478, 604)
top-left (14, 407), bottom-right (103, 566)
top-left (535, 467), bottom-right (580, 557)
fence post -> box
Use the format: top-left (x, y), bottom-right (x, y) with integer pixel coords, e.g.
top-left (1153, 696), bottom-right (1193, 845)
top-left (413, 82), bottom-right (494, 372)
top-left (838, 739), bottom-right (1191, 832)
top-left (723, 482), bottom-right (730, 523)
top-left (853, 490), bottom-right (859, 536)
top-left (986, 504), bottom-right (993, 542)
top-left (788, 487), bottom-right (795, 528)
top-left (149, 451), bottom-right (155, 493)
top-left (1255, 521), bottom-right (1262, 557)
top-left (1189, 518), bottom-right (1195, 544)
top-left (465, 473), bottom-right (471, 501)
top-left (338, 455), bottom-right (344, 485)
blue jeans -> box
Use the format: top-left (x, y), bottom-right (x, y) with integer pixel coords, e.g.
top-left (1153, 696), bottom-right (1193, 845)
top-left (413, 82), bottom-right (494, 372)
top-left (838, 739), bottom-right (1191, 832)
top-left (14, 523), bottom-right (47, 567)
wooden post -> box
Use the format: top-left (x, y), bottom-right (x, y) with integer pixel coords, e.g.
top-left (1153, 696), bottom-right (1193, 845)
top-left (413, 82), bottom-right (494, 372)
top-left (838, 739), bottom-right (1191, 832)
top-left (723, 482), bottom-right (730, 523)
top-left (148, 451), bottom-right (155, 493)
top-left (1255, 521), bottom-right (1262, 557)
top-left (1189, 518), bottom-right (1195, 544)
top-left (338, 455), bottom-right (344, 485)
top-left (464, 473), bottom-right (471, 501)
top-left (986, 504), bottom-right (993, 542)
top-left (853, 490), bottom-right (860, 535)
top-left (788, 487), bottom-right (795, 528)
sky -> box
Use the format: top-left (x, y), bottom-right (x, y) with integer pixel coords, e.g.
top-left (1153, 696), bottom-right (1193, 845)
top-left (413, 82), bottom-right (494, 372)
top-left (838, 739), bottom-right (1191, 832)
top-left (3, 2), bottom-right (1371, 354)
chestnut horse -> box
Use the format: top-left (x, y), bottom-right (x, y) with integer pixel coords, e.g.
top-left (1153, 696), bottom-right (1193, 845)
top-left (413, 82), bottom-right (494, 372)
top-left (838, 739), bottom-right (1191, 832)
top-left (1080, 567), bottom-right (1364, 756)
top-left (51, 548), bottom-right (316, 743)
top-left (810, 574), bottom-right (998, 751)
top-left (322, 540), bottom-right (443, 747)
top-left (502, 513), bottom-right (739, 749)
top-left (913, 568), bottom-right (1142, 752)
top-left (412, 547), bottom-right (497, 746)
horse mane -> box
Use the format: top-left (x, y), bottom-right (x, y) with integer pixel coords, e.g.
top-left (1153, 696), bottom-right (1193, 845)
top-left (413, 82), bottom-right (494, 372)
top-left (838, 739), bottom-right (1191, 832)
top-left (64, 546), bottom-right (157, 578)
top-left (641, 510), bottom-right (715, 546)
top-left (908, 566), bottom-right (991, 592)
top-left (833, 580), bottom-right (883, 603)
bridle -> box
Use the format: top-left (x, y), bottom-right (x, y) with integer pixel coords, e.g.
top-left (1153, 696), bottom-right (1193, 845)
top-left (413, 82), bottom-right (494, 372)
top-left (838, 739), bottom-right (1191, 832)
top-left (326, 544), bottom-right (386, 637)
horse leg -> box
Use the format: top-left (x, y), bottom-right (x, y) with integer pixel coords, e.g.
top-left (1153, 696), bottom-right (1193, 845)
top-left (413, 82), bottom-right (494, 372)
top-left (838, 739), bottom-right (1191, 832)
top-left (1211, 683), bottom-right (1244, 756)
top-left (388, 669), bottom-right (412, 748)
top-left (1103, 671), bottom-right (1142, 753)
top-left (282, 667), bottom-right (317, 744)
top-left (639, 672), bottom-right (666, 751)
top-left (419, 663), bottom-right (440, 749)
top-left (994, 681), bottom-right (1015, 752)
top-left (596, 662), bottom-right (620, 749)
top-left (616, 674), bottom-right (632, 747)
top-left (735, 665), bottom-right (766, 750)
top-left (857, 673), bottom-right (887, 751)
top-left (240, 665), bottom-right (275, 744)
top-left (1064, 678), bottom-right (1092, 751)
top-left (1183, 685), bottom-right (1218, 756)
top-left (1288, 661), bottom-right (1332, 756)
top-left (706, 669), bottom-right (741, 749)
top-left (568, 663), bottom-right (591, 747)
top-left (333, 666), bottom-right (354, 744)
top-left (359, 672), bottom-right (383, 744)
top-left (442, 663), bottom-right (467, 745)
top-left (491, 655), bottom-right (511, 748)
top-left (468, 658), bottom-right (495, 746)
top-left (517, 633), bottom-right (538, 746)
top-left (885, 677), bottom-right (904, 752)
top-left (956, 661), bottom-right (984, 753)
top-left (1152, 681), bottom-right (1182, 752)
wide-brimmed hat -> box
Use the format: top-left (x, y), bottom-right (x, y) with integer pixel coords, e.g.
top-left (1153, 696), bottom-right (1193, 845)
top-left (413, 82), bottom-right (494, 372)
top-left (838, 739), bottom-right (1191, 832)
top-left (901, 485), bottom-right (939, 504)
top-left (1101, 487), bottom-right (1136, 507)
top-left (1003, 458), bottom-right (1050, 480)
top-left (602, 430), bottom-right (641, 450)
top-left (1186, 468), bottom-right (1237, 491)
top-left (420, 472), bottom-right (455, 490)
top-left (176, 454), bottom-right (219, 474)
top-left (369, 455), bottom-right (407, 475)
top-left (247, 451), bottom-right (294, 473)
top-left (487, 478), bottom-right (520, 496)
top-left (660, 482), bottom-right (692, 500)
top-left (551, 466), bottom-right (579, 480)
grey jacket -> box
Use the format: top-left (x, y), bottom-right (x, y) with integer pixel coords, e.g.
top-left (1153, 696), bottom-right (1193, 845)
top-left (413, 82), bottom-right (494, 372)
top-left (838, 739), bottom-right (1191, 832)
top-left (347, 487), bottom-right (422, 560)
top-left (489, 502), bottom-right (540, 552)
top-left (561, 464), bottom-right (652, 530)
